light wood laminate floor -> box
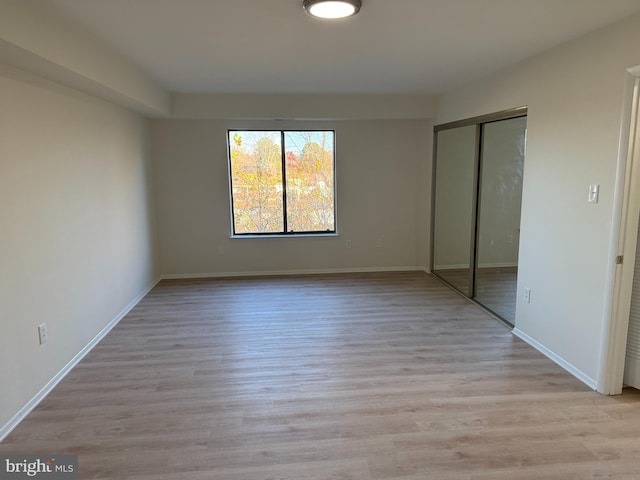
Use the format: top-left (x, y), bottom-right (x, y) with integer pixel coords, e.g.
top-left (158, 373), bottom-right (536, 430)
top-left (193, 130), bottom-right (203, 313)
top-left (2, 272), bottom-right (640, 479)
top-left (434, 267), bottom-right (518, 324)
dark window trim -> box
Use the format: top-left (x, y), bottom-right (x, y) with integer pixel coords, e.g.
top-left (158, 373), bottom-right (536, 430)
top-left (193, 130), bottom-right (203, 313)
top-left (227, 129), bottom-right (337, 237)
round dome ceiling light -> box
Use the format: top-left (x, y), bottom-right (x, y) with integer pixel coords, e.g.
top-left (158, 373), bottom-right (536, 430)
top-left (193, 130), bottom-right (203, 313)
top-left (303, 0), bottom-right (362, 19)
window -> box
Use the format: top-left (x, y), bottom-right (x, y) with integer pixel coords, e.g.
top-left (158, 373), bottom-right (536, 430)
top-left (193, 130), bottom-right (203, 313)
top-left (228, 130), bottom-right (336, 236)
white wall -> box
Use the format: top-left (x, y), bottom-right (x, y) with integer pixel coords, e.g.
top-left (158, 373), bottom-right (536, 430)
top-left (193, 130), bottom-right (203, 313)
top-left (0, 65), bottom-right (157, 431)
top-left (151, 118), bottom-right (431, 276)
top-left (437, 13), bottom-right (640, 385)
top-left (172, 93), bottom-right (437, 120)
top-left (0, 0), bottom-right (170, 116)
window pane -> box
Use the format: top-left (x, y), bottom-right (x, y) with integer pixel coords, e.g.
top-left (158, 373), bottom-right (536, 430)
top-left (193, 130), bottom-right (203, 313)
top-left (284, 131), bottom-right (335, 232)
top-left (229, 131), bottom-right (284, 234)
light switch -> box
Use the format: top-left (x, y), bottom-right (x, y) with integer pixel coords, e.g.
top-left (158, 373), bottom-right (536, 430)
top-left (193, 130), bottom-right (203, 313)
top-left (588, 184), bottom-right (599, 203)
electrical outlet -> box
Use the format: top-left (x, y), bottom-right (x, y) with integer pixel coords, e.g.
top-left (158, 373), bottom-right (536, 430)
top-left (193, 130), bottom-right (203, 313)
top-left (523, 288), bottom-right (531, 304)
top-left (376, 239), bottom-right (383, 248)
top-left (346, 239), bottom-right (352, 249)
top-left (38, 323), bottom-right (48, 344)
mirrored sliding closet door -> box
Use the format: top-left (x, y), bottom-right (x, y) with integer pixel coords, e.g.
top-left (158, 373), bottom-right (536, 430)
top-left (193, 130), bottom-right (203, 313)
top-left (432, 125), bottom-right (478, 296)
top-left (431, 108), bottom-right (527, 326)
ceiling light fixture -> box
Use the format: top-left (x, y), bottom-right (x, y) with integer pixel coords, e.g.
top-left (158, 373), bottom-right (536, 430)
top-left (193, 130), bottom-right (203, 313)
top-left (303, 0), bottom-right (362, 19)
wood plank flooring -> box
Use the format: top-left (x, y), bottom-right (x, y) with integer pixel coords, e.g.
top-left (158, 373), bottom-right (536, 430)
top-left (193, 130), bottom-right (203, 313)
top-left (475, 267), bottom-right (518, 324)
top-left (2, 272), bottom-right (640, 479)
top-left (434, 267), bottom-right (518, 324)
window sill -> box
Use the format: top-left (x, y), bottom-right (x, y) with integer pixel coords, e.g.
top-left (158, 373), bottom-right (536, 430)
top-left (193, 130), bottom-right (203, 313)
top-left (230, 233), bottom-right (339, 239)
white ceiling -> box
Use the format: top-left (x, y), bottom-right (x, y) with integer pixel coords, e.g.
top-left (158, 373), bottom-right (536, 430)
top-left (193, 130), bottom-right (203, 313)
top-left (45, 0), bottom-right (640, 95)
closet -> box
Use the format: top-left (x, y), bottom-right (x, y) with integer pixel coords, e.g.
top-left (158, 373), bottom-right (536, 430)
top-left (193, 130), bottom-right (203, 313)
top-left (431, 108), bottom-right (527, 325)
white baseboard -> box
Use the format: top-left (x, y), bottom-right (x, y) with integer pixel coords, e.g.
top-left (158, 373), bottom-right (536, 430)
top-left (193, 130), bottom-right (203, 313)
top-left (435, 262), bottom-right (518, 270)
top-left (432, 264), bottom-right (468, 270)
top-left (0, 277), bottom-right (160, 443)
top-left (161, 266), bottom-right (427, 280)
top-left (512, 328), bottom-right (597, 390)
top-left (477, 262), bottom-right (518, 269)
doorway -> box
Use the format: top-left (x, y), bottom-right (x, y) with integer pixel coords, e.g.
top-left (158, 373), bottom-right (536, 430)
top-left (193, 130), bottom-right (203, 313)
top-left (431, 108), bottom-right (527, 326)
top-left (600, 65), bottom-right (640, 395)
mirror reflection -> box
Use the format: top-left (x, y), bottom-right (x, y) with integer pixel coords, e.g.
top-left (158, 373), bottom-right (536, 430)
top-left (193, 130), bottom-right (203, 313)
top-left (475, 116), bottom-right (527, 324)
top-left (432, 125), bottom-right (477, 296)
top-left (432, 109), bottom-right (527, 326)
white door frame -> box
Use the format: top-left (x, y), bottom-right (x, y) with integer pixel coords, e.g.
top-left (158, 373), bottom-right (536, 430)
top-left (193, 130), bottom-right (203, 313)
top-left (599, 65), bottom-right (640, 395)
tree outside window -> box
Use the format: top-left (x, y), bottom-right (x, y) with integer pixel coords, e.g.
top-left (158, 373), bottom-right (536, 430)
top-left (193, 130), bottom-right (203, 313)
top-left (228, 130), bottom-right (336, 235)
